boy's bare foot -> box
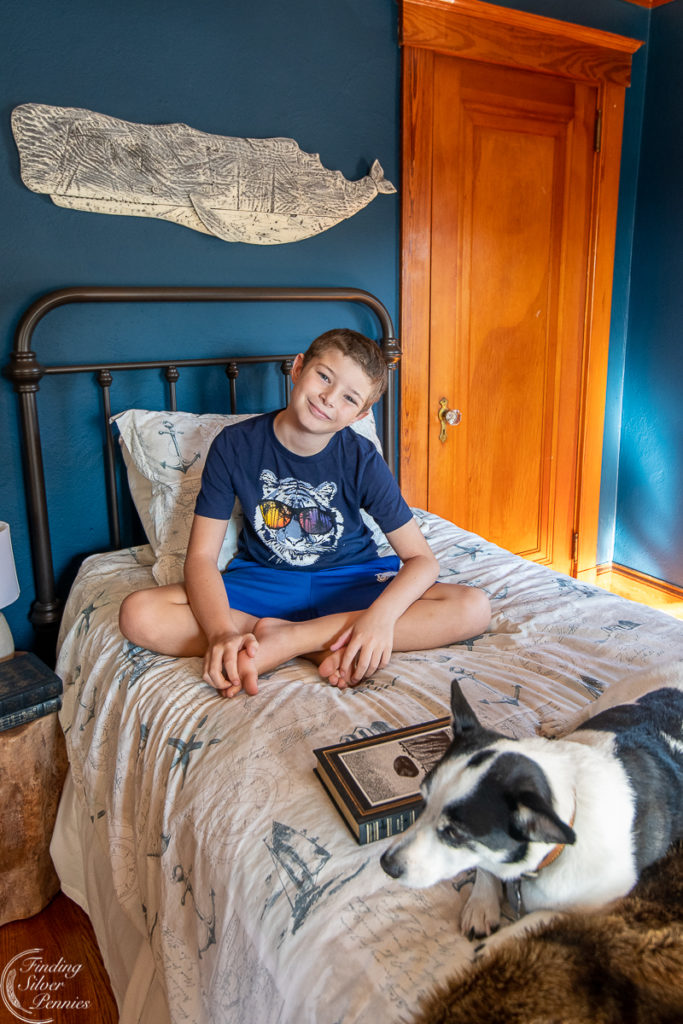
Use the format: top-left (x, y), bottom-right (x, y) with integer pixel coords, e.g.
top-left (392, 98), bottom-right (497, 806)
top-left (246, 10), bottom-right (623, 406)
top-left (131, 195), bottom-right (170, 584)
top-left (313, 648), bottom-right (364, 688)
top-left (218, 617), bottom-right (290, 698)
top-left (215, 615), bottom-right (369, 697)
top-left (217, 616), bottom-right (334, 697)
top-left (247, 617), bottom-right (362, 689)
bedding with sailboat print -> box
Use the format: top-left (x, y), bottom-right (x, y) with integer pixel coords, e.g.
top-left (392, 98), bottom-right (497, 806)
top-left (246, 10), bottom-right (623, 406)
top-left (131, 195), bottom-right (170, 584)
top-left (51, 508), bottom-right (683, 1024)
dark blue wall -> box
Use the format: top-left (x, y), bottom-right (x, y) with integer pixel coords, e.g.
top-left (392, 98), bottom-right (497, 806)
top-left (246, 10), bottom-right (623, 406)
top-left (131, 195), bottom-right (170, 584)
top-left (1, 0), bottom-right (675, 653)
top-left (614, 1), bottom-right (683, 586)
top-left (1, 0), bottom-right (400, 650)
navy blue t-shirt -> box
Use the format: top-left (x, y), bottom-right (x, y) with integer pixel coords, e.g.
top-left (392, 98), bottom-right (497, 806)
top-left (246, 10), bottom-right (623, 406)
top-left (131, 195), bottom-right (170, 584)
top-left (195, 412), bottom-right (412, 571)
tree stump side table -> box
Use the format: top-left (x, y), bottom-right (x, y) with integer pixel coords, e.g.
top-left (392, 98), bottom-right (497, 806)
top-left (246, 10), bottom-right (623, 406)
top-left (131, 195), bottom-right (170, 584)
top-left (0, 703), bottom-right (68, 926)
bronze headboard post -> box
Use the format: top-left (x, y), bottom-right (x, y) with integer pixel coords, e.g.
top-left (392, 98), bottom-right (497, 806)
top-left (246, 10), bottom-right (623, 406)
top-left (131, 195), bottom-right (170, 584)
top-left (3, 286), bottom-right (400, 657)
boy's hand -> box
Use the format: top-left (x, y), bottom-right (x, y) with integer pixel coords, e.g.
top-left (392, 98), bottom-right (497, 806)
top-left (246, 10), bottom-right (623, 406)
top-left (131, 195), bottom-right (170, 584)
top-left (203, 631), bottom-right (259, 697)
top-left (329, 611), bottom-right (395, 686)
top-left (324, 520), bottom-right (442, 687)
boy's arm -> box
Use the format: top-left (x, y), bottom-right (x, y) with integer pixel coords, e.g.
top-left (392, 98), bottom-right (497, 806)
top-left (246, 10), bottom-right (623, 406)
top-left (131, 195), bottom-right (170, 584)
top-left (184, 514), bottom-right (258, 694)
top-left (331, 517), bottom-right (439, 684)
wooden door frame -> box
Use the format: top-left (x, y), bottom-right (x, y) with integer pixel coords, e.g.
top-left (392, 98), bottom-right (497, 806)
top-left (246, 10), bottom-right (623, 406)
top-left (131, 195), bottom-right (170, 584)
top-left (399, 0), bottom-right (643, 579)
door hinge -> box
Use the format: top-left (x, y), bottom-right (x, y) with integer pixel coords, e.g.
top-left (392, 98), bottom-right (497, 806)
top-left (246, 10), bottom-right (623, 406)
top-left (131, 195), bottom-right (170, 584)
top-left (572, 531), bottom-right (579, 563)
top-left (594, 108), bottom-right (603, 153)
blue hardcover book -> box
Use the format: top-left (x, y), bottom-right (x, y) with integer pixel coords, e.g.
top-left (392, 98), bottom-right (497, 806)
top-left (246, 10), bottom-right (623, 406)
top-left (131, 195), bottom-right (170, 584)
top-left (0, 695), bottom-right (63, 733)
top-left (0, 651), bottom-right (63, 719)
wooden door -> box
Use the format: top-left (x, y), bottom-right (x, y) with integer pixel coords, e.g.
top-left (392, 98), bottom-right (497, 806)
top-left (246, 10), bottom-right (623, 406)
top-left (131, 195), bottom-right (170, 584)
top-left (399, 0), bottom-right (642, 578)
top-left (428, 58), bottom-right (595, 573)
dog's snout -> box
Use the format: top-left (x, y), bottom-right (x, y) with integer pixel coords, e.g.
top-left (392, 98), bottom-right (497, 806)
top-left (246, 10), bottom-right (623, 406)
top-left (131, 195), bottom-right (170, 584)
top-left (380, 849), bottom-right (404, 879)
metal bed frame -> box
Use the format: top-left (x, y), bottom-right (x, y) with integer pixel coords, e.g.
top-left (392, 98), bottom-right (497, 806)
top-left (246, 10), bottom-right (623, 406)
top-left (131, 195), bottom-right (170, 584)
top-left (4, 286), bottom-right (400, 653)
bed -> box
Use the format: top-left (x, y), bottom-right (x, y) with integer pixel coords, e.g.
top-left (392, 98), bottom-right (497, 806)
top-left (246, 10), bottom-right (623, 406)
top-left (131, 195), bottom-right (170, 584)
top-left (6, 286), bottom-right (683, 1024)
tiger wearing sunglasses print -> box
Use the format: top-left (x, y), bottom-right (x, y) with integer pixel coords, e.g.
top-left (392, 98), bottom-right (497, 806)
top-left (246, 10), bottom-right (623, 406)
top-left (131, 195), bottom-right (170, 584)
top-left (254, 469), bottom-right (344, 566)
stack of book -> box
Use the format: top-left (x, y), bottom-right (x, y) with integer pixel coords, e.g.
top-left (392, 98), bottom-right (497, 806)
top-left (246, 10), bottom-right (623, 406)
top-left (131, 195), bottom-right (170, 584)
top-left (0, 652), bottom-right (63, 732)
top-left (313, 717), bottom-right (452, 845)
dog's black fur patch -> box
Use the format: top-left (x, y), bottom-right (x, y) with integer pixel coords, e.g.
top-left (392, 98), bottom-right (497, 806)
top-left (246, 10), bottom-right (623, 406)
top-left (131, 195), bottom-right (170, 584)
top-left (466, 749), bottom-right (496, 770)
top-left (578, 687), bottom-right (683, 871)
top-left (443, 751), bottom-right (575, 864)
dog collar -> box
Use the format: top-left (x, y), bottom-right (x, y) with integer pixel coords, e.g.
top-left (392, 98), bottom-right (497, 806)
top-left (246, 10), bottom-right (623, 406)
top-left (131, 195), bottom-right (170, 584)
top-left (535, 837), bottom-right (569, 873)
top-left (535, 797), bottom-right (576, 873)
top-left (507, 799), bottom-right (577, 919)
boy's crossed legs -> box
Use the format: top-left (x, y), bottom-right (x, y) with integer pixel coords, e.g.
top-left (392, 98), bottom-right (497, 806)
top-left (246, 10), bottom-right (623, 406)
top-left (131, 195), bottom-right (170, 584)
top-left (238, 580), bottom-right (489, 695)
top-left (119, 580), bottom-right (491, 698)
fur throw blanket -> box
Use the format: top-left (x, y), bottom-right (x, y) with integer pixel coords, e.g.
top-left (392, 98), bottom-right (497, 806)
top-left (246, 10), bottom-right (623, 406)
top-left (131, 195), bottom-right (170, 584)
top-left (413, 843), bottom-right (683, 1024)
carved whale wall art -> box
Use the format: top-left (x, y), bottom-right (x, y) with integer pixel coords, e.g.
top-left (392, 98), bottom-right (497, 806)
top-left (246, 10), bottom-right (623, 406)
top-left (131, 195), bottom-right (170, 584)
top-left (11, 103), bottom-right (396, 244)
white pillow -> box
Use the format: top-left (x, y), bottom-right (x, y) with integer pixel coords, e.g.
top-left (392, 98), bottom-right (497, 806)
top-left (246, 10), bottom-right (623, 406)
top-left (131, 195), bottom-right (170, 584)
top-left (350, 410), bottom-right (383, 452)
top-left (113, 408), bottom-right (386, 586)
top-left (349, 412), bottom-right (389, 551)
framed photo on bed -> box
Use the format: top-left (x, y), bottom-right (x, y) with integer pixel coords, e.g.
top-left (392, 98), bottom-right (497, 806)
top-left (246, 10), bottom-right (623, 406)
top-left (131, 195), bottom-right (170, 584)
top-left (313, 717), bottom-right (451, 843)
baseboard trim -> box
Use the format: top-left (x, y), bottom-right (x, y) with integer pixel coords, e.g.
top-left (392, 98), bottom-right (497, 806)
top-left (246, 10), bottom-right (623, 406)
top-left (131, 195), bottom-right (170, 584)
top-left (595, 563), bottom-right (683, 620)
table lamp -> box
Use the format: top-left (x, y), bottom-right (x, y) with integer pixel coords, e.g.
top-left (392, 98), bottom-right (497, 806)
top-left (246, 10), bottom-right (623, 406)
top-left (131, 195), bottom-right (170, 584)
top-left (0, 522), bottom-right (20, 660)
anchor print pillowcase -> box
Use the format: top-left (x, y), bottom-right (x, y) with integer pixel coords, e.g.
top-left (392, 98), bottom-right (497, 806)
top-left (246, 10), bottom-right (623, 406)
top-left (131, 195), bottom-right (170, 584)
top-left (113, 409), bottom-right (253, 585)
top-left (113, 408), bottom-right (385, 586)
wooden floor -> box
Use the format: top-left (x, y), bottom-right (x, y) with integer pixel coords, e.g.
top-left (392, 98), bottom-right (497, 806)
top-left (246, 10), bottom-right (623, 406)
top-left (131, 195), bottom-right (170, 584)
top-left (596, 564), bottom-right (683, 621)
top-left (0, 891), bottom-right (118, 1023)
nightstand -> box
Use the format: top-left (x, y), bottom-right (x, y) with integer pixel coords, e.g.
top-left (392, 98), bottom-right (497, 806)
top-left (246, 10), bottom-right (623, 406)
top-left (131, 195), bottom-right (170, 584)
top-left (0, 653), bottom-right (68, 926)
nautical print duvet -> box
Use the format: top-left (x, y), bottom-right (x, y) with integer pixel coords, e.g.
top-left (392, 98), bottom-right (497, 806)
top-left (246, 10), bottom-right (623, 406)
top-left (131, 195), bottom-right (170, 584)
top-left (54, 510), bottom-right (683, 1024)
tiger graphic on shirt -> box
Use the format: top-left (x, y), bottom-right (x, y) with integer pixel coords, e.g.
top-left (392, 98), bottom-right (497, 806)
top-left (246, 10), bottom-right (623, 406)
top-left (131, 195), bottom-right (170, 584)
top-left (254, 469), bottom-right (344, 566)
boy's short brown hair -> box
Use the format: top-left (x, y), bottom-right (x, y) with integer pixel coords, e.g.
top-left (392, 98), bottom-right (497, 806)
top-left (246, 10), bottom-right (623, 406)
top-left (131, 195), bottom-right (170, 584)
top-left (302, 328), bottom-right (388, 408)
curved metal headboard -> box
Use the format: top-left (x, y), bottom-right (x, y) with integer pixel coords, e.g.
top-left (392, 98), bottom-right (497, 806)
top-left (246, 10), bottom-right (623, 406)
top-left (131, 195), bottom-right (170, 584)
top-left (4, 286), bottom-right (400, 650)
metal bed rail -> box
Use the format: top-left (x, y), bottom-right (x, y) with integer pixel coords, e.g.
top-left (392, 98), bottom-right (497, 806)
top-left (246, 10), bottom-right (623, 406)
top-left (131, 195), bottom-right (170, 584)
top-left (3, 286), bottom-right (400, 650)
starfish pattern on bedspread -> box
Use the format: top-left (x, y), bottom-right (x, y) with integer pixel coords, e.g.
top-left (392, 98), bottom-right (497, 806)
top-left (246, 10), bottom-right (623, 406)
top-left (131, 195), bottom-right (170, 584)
top-left (76, 591), bottom-right (108, 636)
top-left (116, 641), bottom-right (174, 689)
top-left (167, 714), bottom-right (223, 788)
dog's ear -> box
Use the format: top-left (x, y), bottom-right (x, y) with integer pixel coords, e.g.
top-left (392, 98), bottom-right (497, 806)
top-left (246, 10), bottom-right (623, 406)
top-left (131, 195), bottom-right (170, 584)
top-left (499, 754), bottom-right (576, 846)
top-left (510, 790), bottom-right (576, 846)
top-left (450, 680), bottom-right (484, 738)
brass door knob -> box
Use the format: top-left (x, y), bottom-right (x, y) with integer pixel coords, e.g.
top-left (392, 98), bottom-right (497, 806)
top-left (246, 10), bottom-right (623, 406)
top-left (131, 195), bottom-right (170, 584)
top-left (438, 398), bottom-right (462, 442)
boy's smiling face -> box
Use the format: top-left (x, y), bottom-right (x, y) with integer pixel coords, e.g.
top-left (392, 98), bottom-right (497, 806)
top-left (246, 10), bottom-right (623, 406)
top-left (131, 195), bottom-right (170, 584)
top-left (287, 347), bottom-right (374, 438)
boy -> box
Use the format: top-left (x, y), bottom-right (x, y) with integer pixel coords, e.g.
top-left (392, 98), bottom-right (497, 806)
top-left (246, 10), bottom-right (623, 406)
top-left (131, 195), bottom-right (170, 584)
top-left (119, 329), bottom-right (491, 697)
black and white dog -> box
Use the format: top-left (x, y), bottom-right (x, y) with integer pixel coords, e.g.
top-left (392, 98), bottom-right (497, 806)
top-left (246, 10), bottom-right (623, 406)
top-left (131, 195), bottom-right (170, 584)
top-left (380, 665), bottom-right (683, 938)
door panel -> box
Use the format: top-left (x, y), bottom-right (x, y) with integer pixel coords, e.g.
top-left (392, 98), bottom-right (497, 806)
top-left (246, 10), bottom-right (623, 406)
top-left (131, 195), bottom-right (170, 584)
top-left (400, 0), bottom-right (642, 579)
top-left (427, 57), bottom-right (595, 573)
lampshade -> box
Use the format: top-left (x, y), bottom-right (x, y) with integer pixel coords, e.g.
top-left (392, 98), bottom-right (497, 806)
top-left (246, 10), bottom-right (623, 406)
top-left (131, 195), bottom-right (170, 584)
top-left (0, 522), bottom-right (20, 609)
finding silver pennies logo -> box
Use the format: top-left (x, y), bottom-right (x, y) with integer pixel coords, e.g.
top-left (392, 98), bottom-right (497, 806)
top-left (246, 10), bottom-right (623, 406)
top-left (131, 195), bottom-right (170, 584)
top-left (1, 949), bottom-right (90, 1022)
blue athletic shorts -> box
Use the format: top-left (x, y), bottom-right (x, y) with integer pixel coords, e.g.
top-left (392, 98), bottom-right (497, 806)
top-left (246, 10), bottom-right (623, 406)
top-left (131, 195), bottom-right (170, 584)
top-left (222, 556), bottom-right (401, 621)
